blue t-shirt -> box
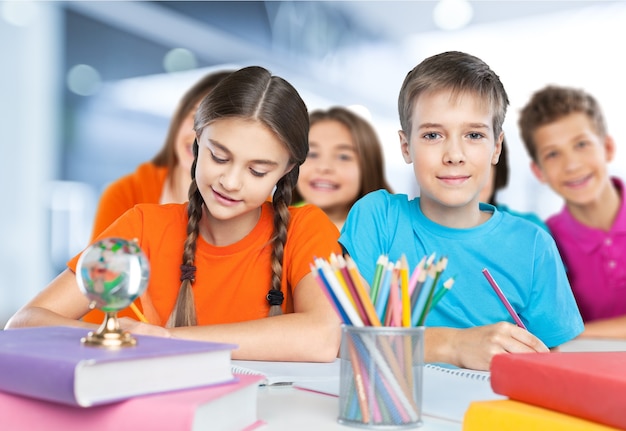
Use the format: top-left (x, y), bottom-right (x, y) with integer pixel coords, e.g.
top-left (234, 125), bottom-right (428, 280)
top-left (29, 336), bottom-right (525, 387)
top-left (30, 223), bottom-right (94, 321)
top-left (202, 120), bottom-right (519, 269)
top-left (496, 203), bottom-right (550, 234)
top-left (339, 190), bottom-right (583, 348)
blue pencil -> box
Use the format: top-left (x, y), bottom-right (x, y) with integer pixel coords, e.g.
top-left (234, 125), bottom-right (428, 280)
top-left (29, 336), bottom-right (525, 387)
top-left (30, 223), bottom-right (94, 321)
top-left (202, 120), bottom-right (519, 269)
top-left (311, 263), bottom-right (351, 324)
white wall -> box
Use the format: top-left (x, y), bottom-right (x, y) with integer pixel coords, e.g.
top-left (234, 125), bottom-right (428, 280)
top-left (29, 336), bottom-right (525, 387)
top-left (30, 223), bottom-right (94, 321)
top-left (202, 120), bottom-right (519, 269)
top-left (0, 2), bottom-right (62, 325)
top-left (396, 3), bottom-right (626, 218)
top-left (1, 1), bottom-right (625, 325)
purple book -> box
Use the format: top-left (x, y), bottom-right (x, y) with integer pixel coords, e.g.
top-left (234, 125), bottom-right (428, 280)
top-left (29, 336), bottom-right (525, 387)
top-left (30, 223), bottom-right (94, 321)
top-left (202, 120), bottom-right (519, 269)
top-left (0, 326), bottom-right (236, 407)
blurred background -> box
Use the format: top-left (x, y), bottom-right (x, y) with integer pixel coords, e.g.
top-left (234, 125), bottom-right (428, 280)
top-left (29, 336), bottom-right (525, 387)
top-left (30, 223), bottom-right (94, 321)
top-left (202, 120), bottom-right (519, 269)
top-left (1, 0), bottom-right (624, 326)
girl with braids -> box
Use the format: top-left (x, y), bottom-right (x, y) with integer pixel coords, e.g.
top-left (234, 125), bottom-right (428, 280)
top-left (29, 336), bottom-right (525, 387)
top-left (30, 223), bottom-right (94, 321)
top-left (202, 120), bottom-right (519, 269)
top-left (6, 66), bottom-right (343, 362)
top-left (84, 69), bottom-right (232, 325)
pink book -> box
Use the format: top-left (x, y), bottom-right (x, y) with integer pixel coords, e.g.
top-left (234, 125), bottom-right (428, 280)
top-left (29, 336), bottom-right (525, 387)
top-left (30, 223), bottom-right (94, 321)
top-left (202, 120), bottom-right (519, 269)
top-left (0, 374), bottom-right (265, 431)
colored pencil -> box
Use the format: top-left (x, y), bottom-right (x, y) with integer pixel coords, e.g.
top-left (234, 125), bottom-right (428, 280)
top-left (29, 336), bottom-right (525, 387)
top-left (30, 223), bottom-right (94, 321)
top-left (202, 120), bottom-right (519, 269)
top-left (429, 276), bottom-right (455, 311)
top-left (400, 255), bottom-right (411, 327)
top-left (130, 302), bottom-right (148, 323)
top-left (345, 255), bottom-right (382, 326)
top-left (370, 255), bottom-right (388, 303)
top-left (482, 268), bottom-right (526, 329)
top-left (407, 256), bottom-right (426, 297)
top-left (317, 258), bottom-right (364, 326)
top-left (336, 255), bottom-right (370, 325)
top-left (311, 263), bottom-right (350, 324)
top-left (330, 253), bottom-right (358, 311)
top-left (374, 261), bottom-right (396, 321)
top-left (417, 257), bottom-right (448, 326)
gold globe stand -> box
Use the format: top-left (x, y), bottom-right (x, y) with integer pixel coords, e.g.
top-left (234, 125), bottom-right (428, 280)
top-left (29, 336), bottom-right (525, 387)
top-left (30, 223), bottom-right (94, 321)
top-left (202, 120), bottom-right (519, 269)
top-left (81, 311), bottom-right (137, 348)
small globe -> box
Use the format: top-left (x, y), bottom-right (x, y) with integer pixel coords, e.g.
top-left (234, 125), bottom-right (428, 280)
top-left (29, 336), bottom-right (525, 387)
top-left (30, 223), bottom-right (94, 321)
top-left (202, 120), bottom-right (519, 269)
top-left (76, 238), bottom-right (150, 312)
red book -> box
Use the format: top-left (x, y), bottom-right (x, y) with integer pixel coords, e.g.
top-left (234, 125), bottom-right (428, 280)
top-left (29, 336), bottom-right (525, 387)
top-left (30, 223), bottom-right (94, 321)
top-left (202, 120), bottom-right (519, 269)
top-left (490, 351), bottom-right (626, 430)
top-left (0, 374), bottom-right (265, 431)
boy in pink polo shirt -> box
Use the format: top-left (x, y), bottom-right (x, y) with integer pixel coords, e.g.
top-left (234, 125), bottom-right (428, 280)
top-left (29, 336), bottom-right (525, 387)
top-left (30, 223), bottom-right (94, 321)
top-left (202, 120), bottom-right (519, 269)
top-left (519, 85), bottom-right (626, 338)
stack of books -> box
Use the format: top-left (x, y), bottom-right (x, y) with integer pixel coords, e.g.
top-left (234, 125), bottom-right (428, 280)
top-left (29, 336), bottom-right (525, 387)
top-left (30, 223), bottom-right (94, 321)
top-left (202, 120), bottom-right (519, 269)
top-left (463, 351), bottom-right (626, 430)
top-left (0, 326), bottom-right (264, 431)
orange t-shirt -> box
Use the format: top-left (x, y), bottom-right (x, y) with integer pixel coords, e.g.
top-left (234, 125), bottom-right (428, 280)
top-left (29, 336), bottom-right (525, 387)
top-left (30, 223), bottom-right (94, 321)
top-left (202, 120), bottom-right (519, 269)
top-left (90, 162), bottom-right (168, 240)
top-left (83, 162), bottom-right (167, 323)
top-left (70, 202), bottom-right (340, 326)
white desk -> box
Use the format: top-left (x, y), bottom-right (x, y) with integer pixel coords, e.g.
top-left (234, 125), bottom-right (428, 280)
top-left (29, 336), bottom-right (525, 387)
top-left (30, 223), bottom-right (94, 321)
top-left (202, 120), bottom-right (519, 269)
top-left (560, 337), bottom-right (626, 352)
top-left (257, 385), bottom-right (461, 430)
top-left (254, 338), bottom-right (626, 430)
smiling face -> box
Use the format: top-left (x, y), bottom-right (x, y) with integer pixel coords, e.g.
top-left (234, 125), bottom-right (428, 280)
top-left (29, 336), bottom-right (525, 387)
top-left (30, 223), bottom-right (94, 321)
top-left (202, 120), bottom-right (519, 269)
top-left (195, 117), bottom-right (294, 230)
top-left (296, 119), bottom-right (361, 223)
top-left (530, 112), bottom-right (615, 208)
top-left (400, 89), bottom-right (502, 226)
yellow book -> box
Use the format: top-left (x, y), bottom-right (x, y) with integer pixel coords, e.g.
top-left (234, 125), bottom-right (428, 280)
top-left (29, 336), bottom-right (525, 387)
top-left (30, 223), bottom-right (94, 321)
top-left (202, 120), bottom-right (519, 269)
top-left (463, 399), bottom-right (620, 431)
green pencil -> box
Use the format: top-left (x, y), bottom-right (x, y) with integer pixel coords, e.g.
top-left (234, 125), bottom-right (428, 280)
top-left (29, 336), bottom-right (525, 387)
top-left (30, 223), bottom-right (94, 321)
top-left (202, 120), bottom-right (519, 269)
top-left (369, 254), bottom-right (388, 303)
top-left (428, 276), bottom-right (455, 311)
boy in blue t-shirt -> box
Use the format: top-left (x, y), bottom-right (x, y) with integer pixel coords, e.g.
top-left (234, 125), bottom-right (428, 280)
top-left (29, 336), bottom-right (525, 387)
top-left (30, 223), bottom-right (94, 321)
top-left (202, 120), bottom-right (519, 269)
top-left (339, 51), bottom-right (583, 371)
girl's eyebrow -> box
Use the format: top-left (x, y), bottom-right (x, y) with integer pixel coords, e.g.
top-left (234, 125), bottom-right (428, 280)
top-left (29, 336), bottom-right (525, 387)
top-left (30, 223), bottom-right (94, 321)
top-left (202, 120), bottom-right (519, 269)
top-left (209, 139), bottom-right (280, 167)
top-left (335, 143), bottom-right (356, 151)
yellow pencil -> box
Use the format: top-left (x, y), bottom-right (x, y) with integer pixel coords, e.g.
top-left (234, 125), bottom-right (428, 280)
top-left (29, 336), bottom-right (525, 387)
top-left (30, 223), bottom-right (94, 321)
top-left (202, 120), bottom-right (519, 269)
top-left (400, 255), bottom-right (411, 327)
top-left (330, 253), bottom-right (358, 310)
top-left (130, 302), bottom-right (148, 323)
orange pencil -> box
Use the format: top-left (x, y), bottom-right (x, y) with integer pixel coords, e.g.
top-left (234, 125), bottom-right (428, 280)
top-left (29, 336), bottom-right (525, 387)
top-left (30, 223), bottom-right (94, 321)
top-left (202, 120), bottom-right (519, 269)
top-left (345, 255), bottom-right (382, 326)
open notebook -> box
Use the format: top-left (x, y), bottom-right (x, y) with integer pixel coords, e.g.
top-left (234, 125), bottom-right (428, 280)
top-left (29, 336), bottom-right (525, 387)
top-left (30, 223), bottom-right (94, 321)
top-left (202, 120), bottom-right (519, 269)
top-left (231, 359), bottom-right (340, 386)
top-left (293, 363), bottom-right (504, 423)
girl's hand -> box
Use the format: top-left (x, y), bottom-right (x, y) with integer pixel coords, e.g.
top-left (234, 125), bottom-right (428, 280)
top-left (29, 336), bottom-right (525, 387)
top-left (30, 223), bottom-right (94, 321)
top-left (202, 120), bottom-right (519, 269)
top-left (118, 317), bottom-right (172, 338)
top-left (448, 322), bottom-right (548, 370)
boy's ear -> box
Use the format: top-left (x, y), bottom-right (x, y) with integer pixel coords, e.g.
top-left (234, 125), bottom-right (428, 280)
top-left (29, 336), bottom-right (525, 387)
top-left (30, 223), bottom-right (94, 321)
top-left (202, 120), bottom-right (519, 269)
top-left (604, 135), bottom-right (616, 162)
top-left (399, 130), bottom-right (412, 164)
top-left (530, 161), bottom-right (547, 183)
top-left (492, 132), bottom-right (504, 164)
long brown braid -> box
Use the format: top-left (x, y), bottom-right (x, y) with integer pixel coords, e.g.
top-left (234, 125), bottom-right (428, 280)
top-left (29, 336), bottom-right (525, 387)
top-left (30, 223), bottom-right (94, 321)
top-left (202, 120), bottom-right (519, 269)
top-left (166, 66), bottom-right (309, 326)
top-left (166, 144), bottom-right (203, 328)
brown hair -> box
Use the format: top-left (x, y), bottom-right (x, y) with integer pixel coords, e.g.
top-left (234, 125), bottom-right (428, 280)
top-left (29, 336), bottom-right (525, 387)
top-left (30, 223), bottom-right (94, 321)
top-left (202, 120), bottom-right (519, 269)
top-left (166, 66), bottom-right (309, 327)
top-left (151, 70), bottom-right (233, 175)
top-left (398, 51), bottom-right (509, 140)
top-left (292, 106), bottom-right (393, 205)
top-left (487, 136), bottom-right (510, 206)
top-left (518, 85), bottom-right (607, 163)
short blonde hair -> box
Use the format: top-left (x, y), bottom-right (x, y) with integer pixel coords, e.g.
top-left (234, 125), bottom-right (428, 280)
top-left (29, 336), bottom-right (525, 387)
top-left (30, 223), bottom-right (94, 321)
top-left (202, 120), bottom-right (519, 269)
top-left (398, 51), bottom-right (509, 140)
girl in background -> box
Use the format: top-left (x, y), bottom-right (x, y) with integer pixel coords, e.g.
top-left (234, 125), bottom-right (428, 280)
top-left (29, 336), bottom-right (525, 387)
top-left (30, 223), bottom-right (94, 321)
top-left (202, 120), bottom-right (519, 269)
top-left (6, 66), bottom-right (342, 362)
top-left (90, 70), bottom-right (233, 239)
top-left (292, 107), bottom-right (393, 230)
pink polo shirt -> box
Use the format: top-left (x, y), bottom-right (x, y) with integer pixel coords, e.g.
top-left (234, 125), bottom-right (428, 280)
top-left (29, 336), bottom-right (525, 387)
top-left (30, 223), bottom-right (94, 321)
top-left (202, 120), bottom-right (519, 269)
top-left (547, 177), bottom-right (626, 322)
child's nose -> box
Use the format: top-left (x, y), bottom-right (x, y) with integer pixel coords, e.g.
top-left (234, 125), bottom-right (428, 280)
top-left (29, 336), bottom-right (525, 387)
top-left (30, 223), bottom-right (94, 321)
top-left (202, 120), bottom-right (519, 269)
top-left (219, 167), bottom-right (243, 191)
top-left (443, 138), bottom-right (465, 164)
top-left (314, 156), bottom-right (335, 172)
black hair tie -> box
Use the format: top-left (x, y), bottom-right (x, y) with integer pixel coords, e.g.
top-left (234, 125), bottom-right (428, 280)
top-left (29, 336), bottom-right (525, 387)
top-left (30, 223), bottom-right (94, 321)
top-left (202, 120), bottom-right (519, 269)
top-left (266, 290), bottom-right (284, 306)
top-left (180, 264), bottom-right (196, 282)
